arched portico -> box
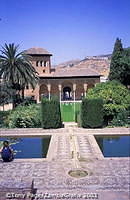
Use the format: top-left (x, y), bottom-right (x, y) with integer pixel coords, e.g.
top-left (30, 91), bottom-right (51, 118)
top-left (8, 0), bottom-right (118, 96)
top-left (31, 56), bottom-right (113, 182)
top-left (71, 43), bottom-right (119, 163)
top-left (87, 83), bottom-right (95, 90)
top-left (61, 81), bottom-right (73, 101)
top-left (39, 84), bottom-right (48, 101)
top-left (36, 78), bottom-right (99, 103)
top-left (63, 86), bottom-right (72, 100)
top-left (51, 84), bottom-right (59, 98)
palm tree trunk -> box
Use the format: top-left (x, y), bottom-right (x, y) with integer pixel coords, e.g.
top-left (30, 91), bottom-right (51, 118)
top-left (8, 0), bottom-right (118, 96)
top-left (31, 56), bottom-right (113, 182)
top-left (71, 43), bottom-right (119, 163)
top-left (22, 88), bottom-right (25, 100)
top-left (3, 104), bottom-right (4, 111)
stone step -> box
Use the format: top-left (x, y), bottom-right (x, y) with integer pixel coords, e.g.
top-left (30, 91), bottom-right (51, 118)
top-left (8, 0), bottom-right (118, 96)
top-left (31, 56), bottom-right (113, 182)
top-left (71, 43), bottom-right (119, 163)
top-left (63, 122), bottom-right (78, 128)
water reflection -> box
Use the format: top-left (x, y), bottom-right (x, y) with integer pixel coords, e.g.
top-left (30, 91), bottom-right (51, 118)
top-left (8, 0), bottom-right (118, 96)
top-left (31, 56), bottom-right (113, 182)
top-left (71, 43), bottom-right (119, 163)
top-left (95, 135), bottom-right (130, 157)
top-left (0, 136), bottom-right (51, 158)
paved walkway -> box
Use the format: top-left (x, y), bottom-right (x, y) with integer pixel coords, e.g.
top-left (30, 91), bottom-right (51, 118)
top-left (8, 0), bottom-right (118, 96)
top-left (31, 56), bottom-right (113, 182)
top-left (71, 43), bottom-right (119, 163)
top-left (0, 127), bottom-right (129, 200)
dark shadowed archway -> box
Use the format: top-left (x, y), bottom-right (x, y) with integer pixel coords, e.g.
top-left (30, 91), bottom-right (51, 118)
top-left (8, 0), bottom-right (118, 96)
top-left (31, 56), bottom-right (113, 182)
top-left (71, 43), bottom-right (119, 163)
top-left (39, 84), bottom-right (48, 101)
top-left (63, 86), bottom-right (72, 100)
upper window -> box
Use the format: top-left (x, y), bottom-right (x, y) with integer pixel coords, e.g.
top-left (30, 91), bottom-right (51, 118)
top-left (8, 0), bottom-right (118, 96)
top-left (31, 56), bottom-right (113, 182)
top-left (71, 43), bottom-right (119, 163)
top-left (36, 60), bottom-right (46, 67)
top-left (40, 61), bottom-right (43, 67)
top-left (26, 85), bottom-right (29, 89)
top-left (36, 61), bottom-right (39, 67)
top-left (44, 61), bottom-right (47, 67)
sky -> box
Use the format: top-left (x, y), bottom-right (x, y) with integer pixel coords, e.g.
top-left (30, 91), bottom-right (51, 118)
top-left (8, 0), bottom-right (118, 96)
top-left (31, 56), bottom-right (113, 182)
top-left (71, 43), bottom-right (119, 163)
top-left (0, 0), bottom-right (130, 64)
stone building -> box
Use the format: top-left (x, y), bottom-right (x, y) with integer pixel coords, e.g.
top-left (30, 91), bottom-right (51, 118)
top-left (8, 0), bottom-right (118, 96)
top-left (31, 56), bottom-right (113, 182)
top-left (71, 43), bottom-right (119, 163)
top-left (24, 47), bottom-right (101, 102)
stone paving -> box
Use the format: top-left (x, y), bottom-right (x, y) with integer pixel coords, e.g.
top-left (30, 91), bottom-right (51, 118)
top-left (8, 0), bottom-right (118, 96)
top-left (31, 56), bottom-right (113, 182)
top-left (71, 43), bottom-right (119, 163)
top-left (0, 127), bottom-right (129, 200)
top-left (77, 135), bottom-right (94, 160)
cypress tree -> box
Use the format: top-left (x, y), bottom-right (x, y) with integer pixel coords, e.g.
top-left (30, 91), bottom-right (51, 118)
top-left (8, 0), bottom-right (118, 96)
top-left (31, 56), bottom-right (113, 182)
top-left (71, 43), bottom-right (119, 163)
top-left (109, 38), bottom-right (123, 81)
top-left (120, 48), bottom-right (130, 86)
top-left (41, 98), bottom-right (62, 129)
top-left (81, 98), bottom-right (104, 128)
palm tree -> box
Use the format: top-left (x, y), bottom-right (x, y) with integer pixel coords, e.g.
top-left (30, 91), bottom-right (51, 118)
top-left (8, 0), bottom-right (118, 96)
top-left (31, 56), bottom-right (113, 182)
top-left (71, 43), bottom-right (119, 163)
top-left (0, 43), bottom-right (39, 102)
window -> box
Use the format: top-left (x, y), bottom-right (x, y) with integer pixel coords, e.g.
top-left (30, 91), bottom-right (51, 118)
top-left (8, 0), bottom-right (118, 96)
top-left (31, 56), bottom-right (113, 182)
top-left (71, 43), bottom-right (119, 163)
top-left (44, 61), bottom-right (47, 67)
top-left (26, 85), bottom-right (29, 89)
top-left (43, 69), bottom-right (45, 73)
top-left (36, 61), bottom-right (39, 67)
top-left (40, 61), bottom-right (43, 67)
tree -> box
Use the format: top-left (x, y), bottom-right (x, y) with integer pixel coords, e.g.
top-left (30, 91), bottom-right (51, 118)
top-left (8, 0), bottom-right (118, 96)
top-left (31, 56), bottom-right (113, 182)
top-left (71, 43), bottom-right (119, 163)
top-left (109, 39), bottom-right (130, 86)
top-left (120, 48), bottom-right (130, 86)
top-left (87, 81), bottom-right (130, 124)
top-left (41, 98), bottom-right (62, 129)
top-left (0, 43), bottom-right (39, 101)
top-left (81, 98), bottom-right (104, 128)
top-left (109, 38), bottom-right (123, 81)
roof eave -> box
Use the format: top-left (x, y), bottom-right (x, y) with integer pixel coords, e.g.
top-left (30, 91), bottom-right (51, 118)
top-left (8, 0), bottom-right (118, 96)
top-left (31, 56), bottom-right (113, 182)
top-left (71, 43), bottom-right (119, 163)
top-left (39, 75), bottom-right (101, 79)
top-left (26, 53), bottom-right (52, 56)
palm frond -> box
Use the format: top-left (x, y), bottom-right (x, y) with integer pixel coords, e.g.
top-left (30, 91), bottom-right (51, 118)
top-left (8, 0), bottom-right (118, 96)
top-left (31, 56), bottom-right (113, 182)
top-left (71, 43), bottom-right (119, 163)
top-left (0, 43), bottom-right (39, 97)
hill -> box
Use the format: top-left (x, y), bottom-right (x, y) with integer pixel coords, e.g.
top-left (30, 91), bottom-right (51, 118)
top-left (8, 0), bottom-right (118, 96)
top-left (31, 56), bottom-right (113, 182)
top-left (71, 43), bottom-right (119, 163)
top-left (55, 55), bottom-right (111, 78)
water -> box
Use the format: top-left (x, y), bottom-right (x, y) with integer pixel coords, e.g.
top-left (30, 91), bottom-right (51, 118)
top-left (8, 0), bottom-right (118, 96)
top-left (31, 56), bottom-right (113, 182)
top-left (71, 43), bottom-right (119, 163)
top-left (95, 135), bottom-right (130, 157)
top-left (0, 136), bottom-right (51, 159)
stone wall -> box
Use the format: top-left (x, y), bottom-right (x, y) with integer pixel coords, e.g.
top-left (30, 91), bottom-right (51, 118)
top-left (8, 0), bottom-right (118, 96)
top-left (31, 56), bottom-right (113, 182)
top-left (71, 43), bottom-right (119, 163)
top-left (30, 55), bottom-right (51, 75)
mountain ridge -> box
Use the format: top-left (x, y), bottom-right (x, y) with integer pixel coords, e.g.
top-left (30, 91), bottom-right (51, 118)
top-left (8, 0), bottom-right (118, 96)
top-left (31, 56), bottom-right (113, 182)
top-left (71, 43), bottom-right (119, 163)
top-left (54, 54), bottom-right (111, 77)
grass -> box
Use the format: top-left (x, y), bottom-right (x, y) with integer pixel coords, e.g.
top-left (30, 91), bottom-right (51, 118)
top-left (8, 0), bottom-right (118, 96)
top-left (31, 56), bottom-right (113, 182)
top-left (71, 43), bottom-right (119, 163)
top-left (61, 102), bottom-right (81, 122)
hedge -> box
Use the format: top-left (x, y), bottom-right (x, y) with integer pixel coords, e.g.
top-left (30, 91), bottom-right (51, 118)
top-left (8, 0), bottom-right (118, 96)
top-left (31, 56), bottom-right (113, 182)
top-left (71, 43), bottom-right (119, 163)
top-left (41, 98), bottom-right (62, 129)
top-left (8, 104), bottom-right (41, 128)
top-left (81, 98), bottom-right (104, 128)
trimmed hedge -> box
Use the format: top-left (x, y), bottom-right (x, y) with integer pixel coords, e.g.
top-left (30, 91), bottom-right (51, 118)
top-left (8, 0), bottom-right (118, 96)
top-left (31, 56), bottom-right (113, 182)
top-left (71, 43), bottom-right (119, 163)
top-left (41, 98), bottom-right (62, 129)
top-left (81, 98), bottom-right (104, 128)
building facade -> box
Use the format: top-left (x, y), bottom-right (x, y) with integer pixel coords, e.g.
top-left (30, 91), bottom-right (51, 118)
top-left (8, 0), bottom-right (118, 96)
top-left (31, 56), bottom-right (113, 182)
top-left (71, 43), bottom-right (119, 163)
top-left (24, 47), bottom-right (101, 102)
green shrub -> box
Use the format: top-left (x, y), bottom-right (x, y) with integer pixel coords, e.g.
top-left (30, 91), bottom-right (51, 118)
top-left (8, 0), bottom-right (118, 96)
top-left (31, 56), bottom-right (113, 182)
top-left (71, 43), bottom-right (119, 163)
top-left (81, 98), bottom-right (104, 128)
top-left (41, 98), bottom-right (62, 129)
top-left (87, 81), bottom-right (130, 123)
top-left (0, 111), bottom-right (11, 128)
top-left (8, 104), bottom-right (41, 128)
top-left (110, 110), bottom-right (130, 127)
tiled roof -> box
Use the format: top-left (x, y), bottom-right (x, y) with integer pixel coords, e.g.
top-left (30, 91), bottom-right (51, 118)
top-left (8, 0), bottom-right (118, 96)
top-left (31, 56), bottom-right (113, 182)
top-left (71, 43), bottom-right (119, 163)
top-left (25, 47), bottom-right (52, 55)
top-left (52, 67), bottom-right (100, 77)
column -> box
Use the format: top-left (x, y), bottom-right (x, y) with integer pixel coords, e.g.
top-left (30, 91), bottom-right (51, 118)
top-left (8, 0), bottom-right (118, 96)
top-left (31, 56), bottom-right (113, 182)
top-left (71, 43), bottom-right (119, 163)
top-left (73, 83), bottom-right (76, 102)
top-left (47, 84), bottom-right (51, 100)
top-left (58, 84), bottom-right (62, 103)
top-left (94, 82), bottom-right (97, 87)
top-left (73, 83), bottom-right (76, 121)
top-left (83, 83), bottom-right (88, 97)
top-left (35, 84), bottom-right (40, 103)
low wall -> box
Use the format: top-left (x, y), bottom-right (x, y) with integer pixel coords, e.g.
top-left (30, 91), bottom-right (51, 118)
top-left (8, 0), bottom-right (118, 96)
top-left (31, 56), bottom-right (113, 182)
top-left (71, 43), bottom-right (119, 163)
top-left (0, 103), bottom-right (13, 111)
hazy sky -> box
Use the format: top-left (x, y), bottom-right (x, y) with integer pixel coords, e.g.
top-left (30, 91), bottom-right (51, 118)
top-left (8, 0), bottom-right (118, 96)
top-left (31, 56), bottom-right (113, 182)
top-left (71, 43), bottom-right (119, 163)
top-left (0, 0), bottom-right (130, 64)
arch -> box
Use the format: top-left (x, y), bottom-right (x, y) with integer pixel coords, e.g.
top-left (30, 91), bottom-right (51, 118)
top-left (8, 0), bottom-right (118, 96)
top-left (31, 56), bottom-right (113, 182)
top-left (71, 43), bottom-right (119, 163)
top-left (44, 61), bottom-right (47, 67)
top-left (62, 81), bottom-right (73, 100)
top-left (63, 86), bottom-right (72, 100)
top-left (40, 61), bottom-right (43, 67)
top-left (36, 61), bottom-right (39, 67)
top-left (51, 83), bottom-right (59, 99)
top-left (87, 83), bottom-right (95, 90)
top-left (39, 84), bottom-right (48, 101)
top-left (76, 83), bottom-right (84, 100)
